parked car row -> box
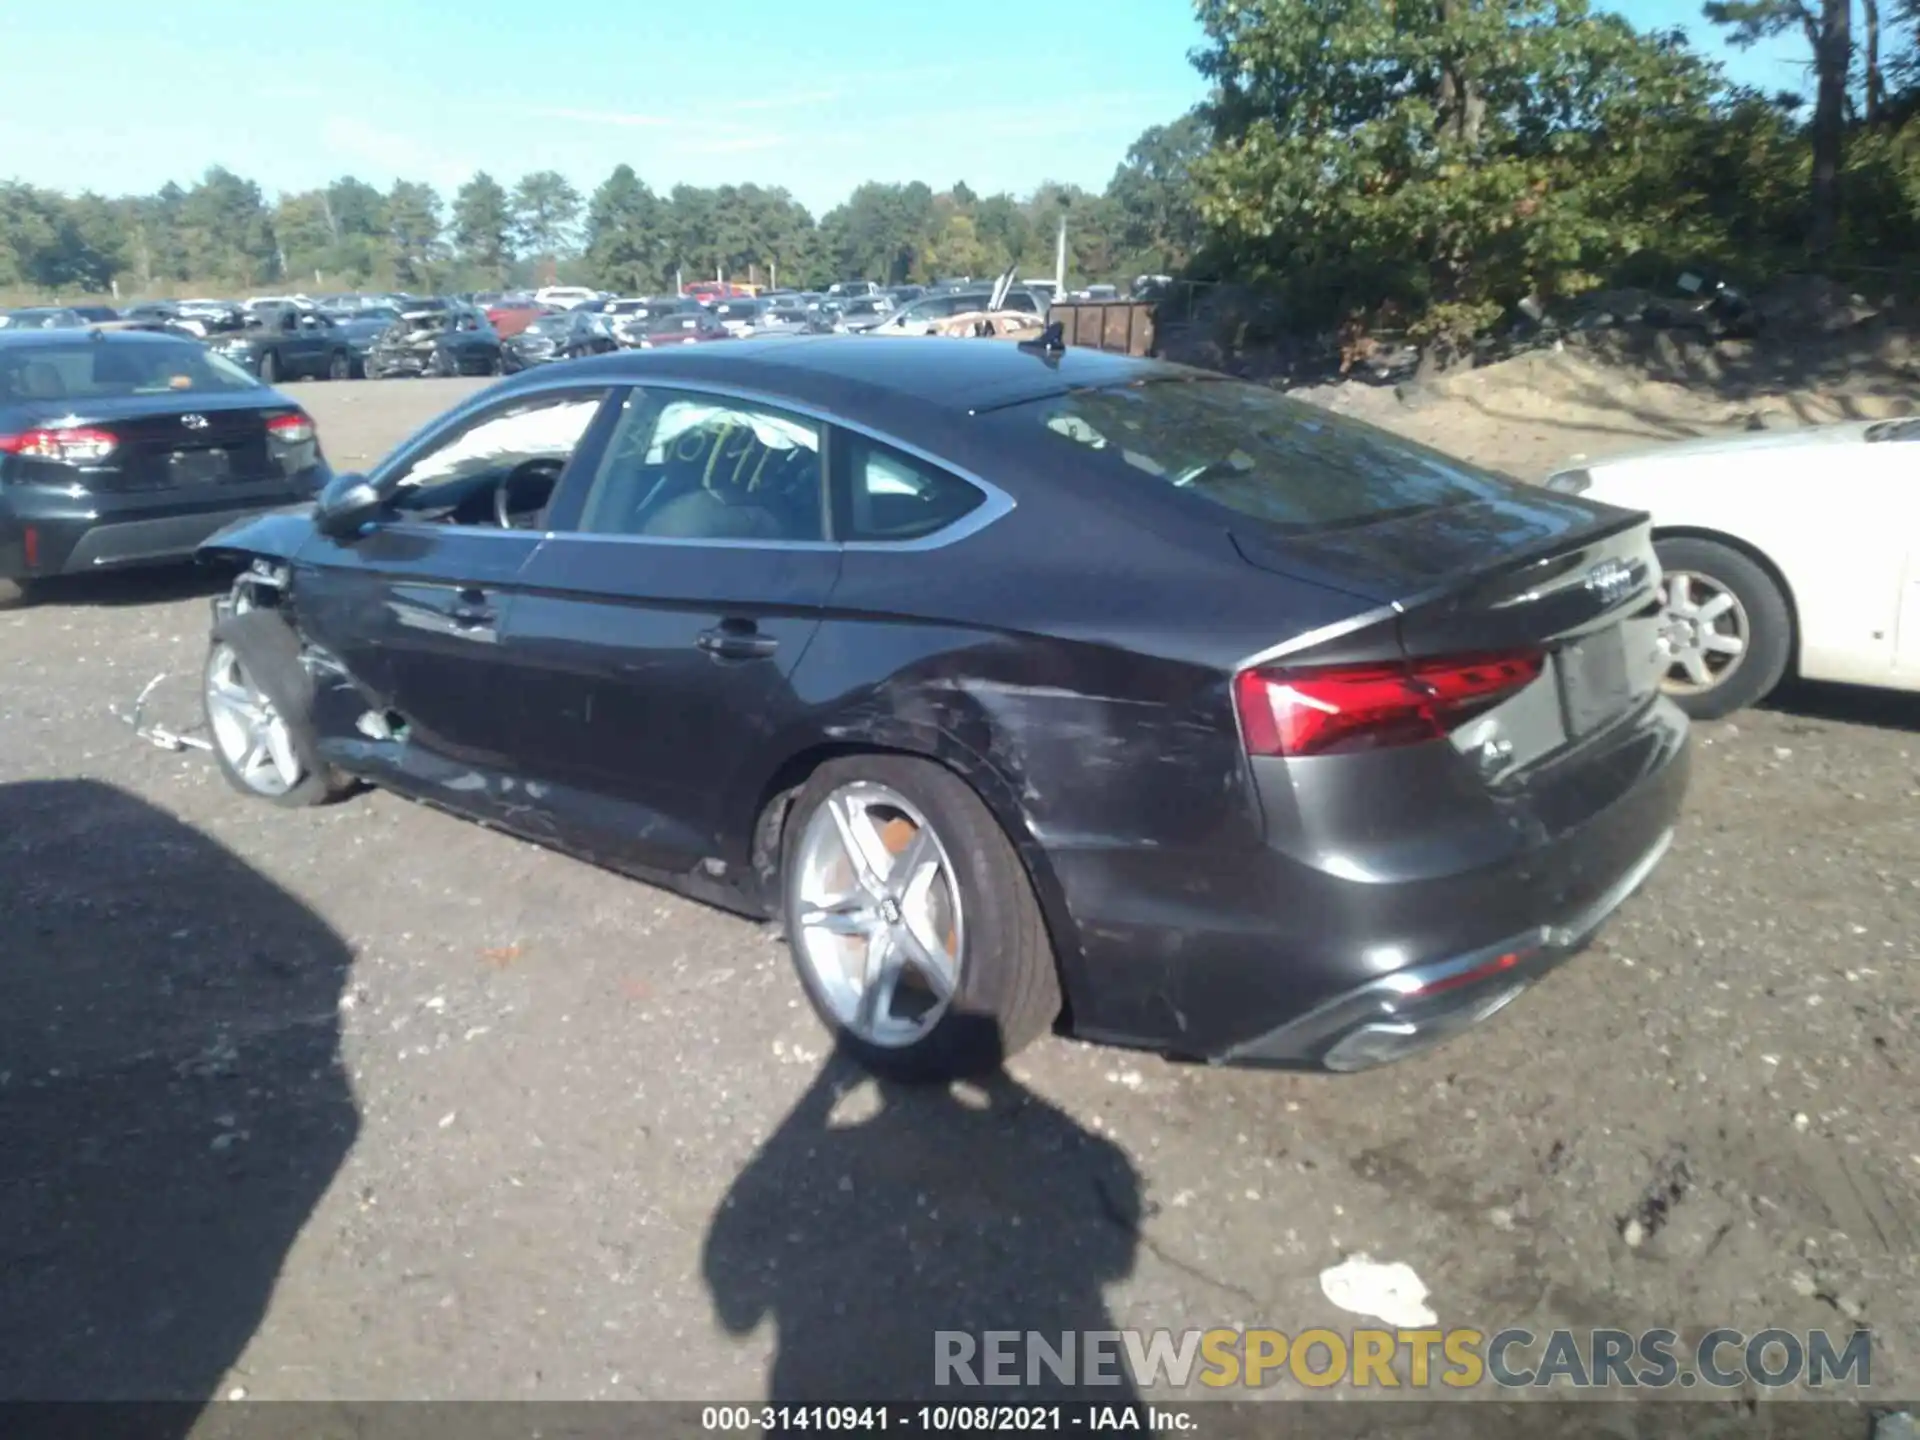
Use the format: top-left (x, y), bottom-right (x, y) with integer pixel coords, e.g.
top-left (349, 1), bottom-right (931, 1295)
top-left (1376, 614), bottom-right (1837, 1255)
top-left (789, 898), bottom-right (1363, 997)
top-left (0, 272), bottom-right (1061, 388)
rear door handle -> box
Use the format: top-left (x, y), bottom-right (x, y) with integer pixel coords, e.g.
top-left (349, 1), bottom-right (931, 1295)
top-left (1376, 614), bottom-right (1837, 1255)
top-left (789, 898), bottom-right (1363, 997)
top-left (450, 586), bottom-right (495, 628)
top-left (696, 625), bottom-right (779, 660)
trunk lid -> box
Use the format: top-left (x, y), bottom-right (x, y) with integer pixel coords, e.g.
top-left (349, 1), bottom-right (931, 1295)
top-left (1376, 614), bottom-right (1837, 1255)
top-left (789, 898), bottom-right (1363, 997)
top-left (1232, 495), bottom-right (1666, 780)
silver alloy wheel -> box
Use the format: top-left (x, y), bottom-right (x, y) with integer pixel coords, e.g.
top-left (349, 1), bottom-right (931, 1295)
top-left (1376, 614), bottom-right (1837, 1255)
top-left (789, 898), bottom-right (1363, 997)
top-left (1657, 569), bottom-right (1750, 695)
top-left (790, 780), bottom-right (964, 1047)
top-left (205, 642), bottom-right (302, 797)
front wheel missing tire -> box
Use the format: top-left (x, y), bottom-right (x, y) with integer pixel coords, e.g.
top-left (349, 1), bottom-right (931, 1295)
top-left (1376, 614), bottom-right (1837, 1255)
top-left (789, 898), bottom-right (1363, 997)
top-left (204, 610), bottom-right (355, 808)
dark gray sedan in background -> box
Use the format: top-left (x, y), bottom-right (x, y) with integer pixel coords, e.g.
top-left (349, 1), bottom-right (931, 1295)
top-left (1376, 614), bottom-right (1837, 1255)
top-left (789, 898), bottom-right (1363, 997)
top-left (0, 329), bottom-right (326, 606)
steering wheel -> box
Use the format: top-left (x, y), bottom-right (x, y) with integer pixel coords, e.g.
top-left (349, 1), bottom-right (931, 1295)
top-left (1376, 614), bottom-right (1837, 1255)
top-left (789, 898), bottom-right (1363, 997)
top-left (494, 457), bottom-right (565, 530)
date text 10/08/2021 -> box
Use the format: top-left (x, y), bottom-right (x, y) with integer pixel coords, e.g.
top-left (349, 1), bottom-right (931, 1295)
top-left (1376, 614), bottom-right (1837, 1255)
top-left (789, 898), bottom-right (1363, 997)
top-left (702, 1406), bottom-right (1197, 1432)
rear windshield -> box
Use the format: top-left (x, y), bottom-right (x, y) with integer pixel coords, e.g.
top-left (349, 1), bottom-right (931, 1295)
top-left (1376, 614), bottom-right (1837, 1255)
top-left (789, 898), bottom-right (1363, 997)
top-left (7, 309), bottom-right (80, 328)
top-left (524, 316), bottom-right (574, 335)
top-left (0, 339), bottom-right (262, 400)
top-left (993, 377), bottom-right (1515, 534)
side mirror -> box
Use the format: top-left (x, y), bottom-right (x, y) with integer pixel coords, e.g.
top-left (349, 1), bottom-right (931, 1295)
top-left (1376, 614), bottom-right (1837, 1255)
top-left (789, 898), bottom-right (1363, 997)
top-left (314, 470), bottom-right (384, 540)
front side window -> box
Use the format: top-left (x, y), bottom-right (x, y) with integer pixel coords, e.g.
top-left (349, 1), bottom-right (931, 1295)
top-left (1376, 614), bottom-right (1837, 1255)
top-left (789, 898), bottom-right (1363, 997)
top-left (572, 389), bottom-right (825, 543)
top-left (836, 435), bottom-right (984, 543)
top-left (384, 390), bottom-right (608, 526)
top-left (991, 377), bottom-right (1516, 534)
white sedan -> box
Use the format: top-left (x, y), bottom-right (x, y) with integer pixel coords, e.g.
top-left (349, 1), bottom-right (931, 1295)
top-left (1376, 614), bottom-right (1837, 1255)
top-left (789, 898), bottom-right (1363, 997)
top-left (1545, 421), bottom-right (1920, 718)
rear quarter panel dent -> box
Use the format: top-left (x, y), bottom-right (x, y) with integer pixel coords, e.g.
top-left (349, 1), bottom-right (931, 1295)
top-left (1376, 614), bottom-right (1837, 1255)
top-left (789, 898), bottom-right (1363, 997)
top-left (761, 633), bottom-right (1259, 1028)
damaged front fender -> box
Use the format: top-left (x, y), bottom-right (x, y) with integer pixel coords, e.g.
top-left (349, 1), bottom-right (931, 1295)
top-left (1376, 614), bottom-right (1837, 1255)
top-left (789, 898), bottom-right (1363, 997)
top-left (196, 506), bottom-right (318, 569)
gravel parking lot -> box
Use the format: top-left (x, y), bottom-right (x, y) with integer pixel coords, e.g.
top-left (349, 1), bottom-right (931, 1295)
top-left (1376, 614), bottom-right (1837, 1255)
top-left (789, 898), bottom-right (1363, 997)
top-left (2, 376), bottom-right (1915, 1413)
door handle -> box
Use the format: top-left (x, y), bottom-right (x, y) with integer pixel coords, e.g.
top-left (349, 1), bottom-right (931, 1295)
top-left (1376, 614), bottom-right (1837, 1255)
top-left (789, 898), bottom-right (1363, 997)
top-left (450, 586), bottom-right (494, 628)
top-left (696, 624), bottom-right (779, 660)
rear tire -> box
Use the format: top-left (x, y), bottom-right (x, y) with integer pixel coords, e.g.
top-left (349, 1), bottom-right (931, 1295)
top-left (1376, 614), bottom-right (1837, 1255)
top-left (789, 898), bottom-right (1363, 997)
top-left (1653, 536), bottom-right (1793, 720)
top-left (780, 754), bottom-right (1061, 1080)
top-left (432, 347), bottom-right (454, 378)
top-left (0, 576), bottom-right (38, 610)
top-left (327, 349), bottom-right (351, 381)
top-left (204, 610), bottom-right (354, 808)
top-left (257, 349), bottom-right (279, 384)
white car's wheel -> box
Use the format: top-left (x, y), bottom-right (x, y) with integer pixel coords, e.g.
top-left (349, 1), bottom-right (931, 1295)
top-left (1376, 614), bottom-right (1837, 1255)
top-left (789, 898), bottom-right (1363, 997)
top-left (1653, 537), bottom-right (1793, 719)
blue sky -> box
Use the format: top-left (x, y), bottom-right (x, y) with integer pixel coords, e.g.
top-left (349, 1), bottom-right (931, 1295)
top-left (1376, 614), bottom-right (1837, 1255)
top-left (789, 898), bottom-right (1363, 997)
top-left (0, 0), bottom-right (1810, 216)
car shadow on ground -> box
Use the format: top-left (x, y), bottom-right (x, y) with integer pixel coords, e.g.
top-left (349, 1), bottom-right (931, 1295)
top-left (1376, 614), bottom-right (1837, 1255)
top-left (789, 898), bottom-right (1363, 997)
top-left (18, 562), bottom-right (232, 610)
top-left (0, 779), bottom-right (357, 1423)
top-left (1765, 678), bottom-right (1920, 733)
top-left (703, 1025), bottom-right (1143, 1405)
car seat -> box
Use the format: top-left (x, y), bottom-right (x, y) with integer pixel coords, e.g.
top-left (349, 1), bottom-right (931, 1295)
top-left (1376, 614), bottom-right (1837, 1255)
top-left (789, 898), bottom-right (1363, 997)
top-left (636, 417), bottom-right (803, 540)
top-left (16, 360), bottom-right (67, 400)
top-left (91, 347), bottom-right (147, 387)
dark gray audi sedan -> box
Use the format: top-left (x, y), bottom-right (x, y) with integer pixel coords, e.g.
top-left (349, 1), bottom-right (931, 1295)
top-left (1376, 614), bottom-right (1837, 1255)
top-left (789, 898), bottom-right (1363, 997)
top-left (194, 335), bottom-right (1689, 1079)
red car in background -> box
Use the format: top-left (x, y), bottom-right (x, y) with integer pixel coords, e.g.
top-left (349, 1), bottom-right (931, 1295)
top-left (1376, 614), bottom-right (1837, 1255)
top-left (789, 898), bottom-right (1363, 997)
top-left (484, 299), bottom-right (549, 338)
top-left (682, 281), bottom-right (754, 302)
top-left (635, 312), bottom-right (735, 347)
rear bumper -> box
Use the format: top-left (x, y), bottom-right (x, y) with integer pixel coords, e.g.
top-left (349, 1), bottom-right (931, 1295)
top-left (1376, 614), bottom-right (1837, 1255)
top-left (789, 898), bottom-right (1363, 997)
top-left (1220, 827), bottom-right (1672, 1070)
top-left (0, 479), bottom-right (320, 578)
top-left (1048, 695), bottom-right (1690, 1068)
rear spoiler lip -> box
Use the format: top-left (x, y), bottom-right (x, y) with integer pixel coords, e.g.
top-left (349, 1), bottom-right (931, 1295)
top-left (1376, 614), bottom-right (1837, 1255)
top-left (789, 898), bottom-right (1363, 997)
top-left (1229, 501), bottom-right (1650, 608)
top-left (1228, 504), bottom-right (1654, 674)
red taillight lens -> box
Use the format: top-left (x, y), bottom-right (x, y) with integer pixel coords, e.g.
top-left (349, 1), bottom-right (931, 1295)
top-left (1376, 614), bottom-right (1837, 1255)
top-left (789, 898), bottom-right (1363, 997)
top-left (1234, 650), bottom-right (1545, 758)
top-left (267, 412), bottom-right (315, 444)
top-left (0, 426), bottom-right (119, 463)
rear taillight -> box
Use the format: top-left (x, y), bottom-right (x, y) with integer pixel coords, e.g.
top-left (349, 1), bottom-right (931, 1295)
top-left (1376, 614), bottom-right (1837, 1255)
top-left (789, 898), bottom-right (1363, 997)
top-left (0, 426), bottom-right (119, 463)
top-left (267, 412), bottom-right (315, 444)
top-left (1234, 650), bottom-right (1545, 757)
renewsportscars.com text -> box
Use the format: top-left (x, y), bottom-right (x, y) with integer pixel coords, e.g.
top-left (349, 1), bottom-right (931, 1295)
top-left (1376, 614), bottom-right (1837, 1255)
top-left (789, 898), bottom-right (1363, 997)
top-left (935, 1327), bottom-right (1873, 1391)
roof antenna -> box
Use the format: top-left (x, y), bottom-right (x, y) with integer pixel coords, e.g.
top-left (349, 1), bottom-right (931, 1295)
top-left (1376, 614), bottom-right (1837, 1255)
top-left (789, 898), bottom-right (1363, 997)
top-left (1019, 320), bottom-right (1066, 357)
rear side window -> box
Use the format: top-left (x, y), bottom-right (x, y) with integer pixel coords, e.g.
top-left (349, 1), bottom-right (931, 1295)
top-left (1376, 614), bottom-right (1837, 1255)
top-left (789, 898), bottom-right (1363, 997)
top-left (835, 434), bottom-right (984, 543)
top-left (995, 378), bottom-right (1515, 534)
top-left (0, 340), bottom-right (261, 400)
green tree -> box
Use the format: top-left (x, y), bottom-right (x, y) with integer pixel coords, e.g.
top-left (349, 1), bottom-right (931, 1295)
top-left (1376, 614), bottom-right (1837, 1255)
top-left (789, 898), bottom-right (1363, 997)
top-left (124, 182), bottom-right (190, 286)
top-left (710, 183), bottom-right (815, 286)
top-left (176, 166), bottom-right (278, 285)
top-left (325, 176), bottom-right (387, 238)
top-left (0, 184), bottom-right (66, 289)
top-left (971, 193), bottom-right (1032, 274)
top-left (452, 171), bottom-right (514, 283)
top-left (386, 181), bottom-right (444, 289)
top-left (273, 190), bottom-right (337, 284)
top-left (666, 184), bottom-right (721, 282)
top-left (818, 181), bottom-right (935, 282)
top-left (510, 170), bottom-right (583, 276)
top-left (926, 198), bottom-right (999, 278)
top-left (583, 164), bottom-right (668, 292)
top-left (1706, 1), bottom-right (1862, 252)
top-left (1194, 0), bottom-right (1723, 346)
top-left (1106, 111), bottom-right (1211, 273)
